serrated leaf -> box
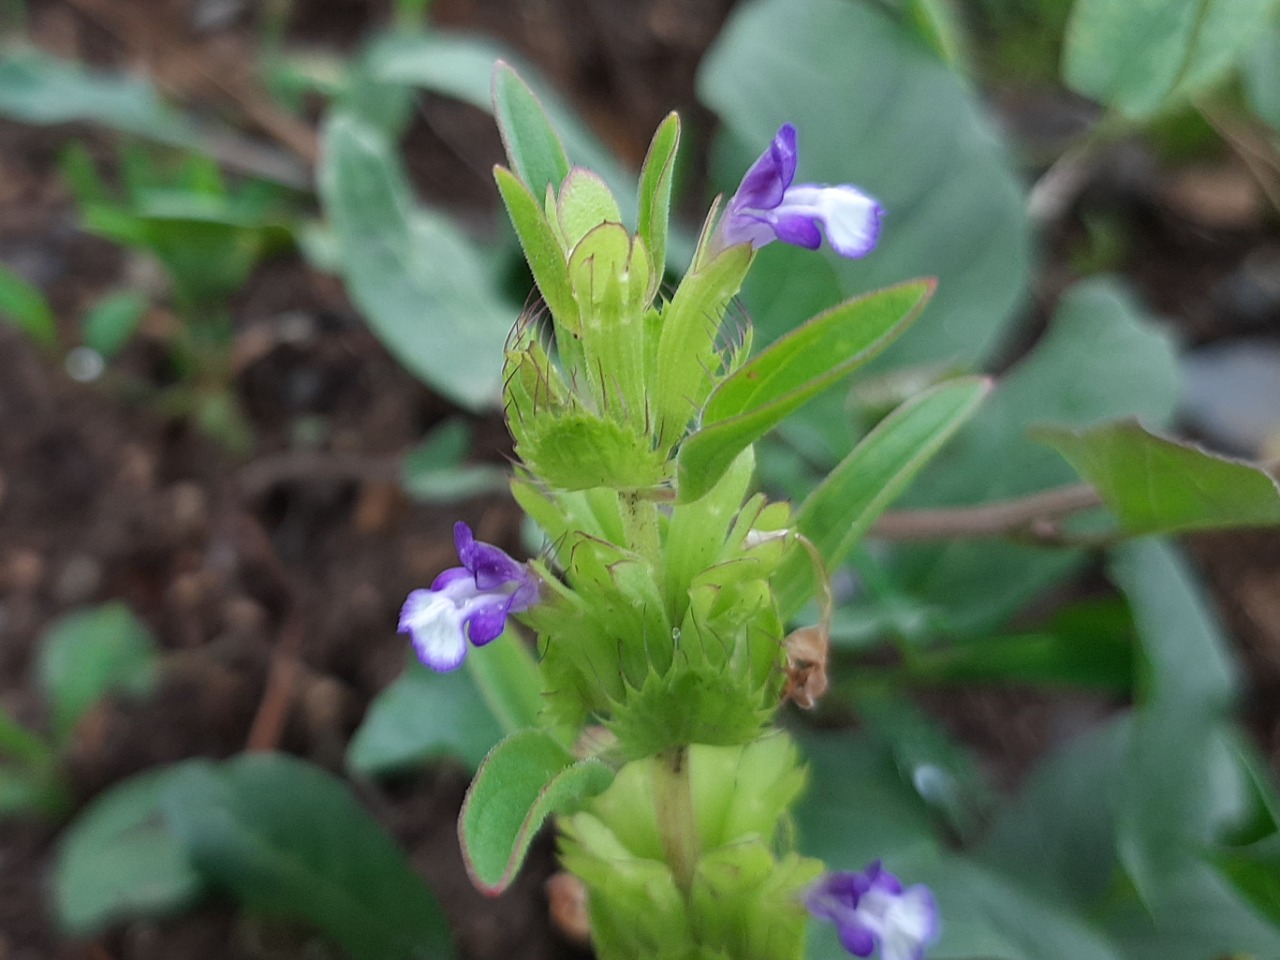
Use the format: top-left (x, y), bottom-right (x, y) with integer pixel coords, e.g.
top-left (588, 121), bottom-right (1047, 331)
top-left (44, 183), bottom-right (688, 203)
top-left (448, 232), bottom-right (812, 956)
top-left (1035, 420), bottom-right (1280, 535)
top-left (347, 656), bottom-right (504, 777)
top-left (492, 62), bottom-right (570, 199)
top-left (775, 375), bottom-right (988, 618)
top-left (320, 114), bottom-right (514, 410)
top-left (637, 113), bottom-right (680, 278)
top-left (36, 602), bottom-right (158, 743)
top-left (679, 280), bottom-right (933, 503)
top-left (54, 763), bottom-right (205, 934)
top-left (521, 413), bottom-right (667, 491)
top-left (0, 261), bottom-right (57, 348)
top-left (1064, 0), bottom-right (1279, 118)
top-left (163, 753), bottom-right (453, 960)
top-left (460, 729), bottom-right (614, 894)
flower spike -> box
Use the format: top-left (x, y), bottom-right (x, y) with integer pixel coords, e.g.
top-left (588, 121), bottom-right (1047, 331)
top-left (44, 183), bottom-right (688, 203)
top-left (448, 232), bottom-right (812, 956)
top-left (805, 861), bottom-right (939, 960)
top-left (399, 522), bottom-right (539, 672)
top-left (714, 124), bottom-right (883, 259)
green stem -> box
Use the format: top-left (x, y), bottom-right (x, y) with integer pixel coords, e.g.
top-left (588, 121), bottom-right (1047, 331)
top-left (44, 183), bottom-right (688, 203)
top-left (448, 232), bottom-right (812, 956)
top-left (653, 746), bottom-right (699, 896)
top-left (620, 490), bottom-right (661, 565)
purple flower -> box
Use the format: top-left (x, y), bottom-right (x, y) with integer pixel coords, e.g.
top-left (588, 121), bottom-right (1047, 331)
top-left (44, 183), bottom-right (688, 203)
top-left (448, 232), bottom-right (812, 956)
top-left (805, 861), bottom-right (939, 960)
top-left (714, 124), bottom-right (883, 259)
top-left (399, 522), bottom-right (539, 672)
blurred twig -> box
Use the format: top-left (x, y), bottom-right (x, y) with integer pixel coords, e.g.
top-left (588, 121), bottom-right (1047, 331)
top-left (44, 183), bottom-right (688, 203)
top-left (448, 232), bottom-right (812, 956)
top-left (870, 483), bottom-right (1103, 543)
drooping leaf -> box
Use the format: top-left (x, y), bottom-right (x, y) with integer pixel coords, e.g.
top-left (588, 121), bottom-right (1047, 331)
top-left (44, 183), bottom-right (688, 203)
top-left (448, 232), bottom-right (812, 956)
top-left (163, 754), bottom-right (454, 960)
top-left (460, 729), bottom-right (614, 894)
top-left (35, 602), bottom-right (159, 743)
top-left (678, 280), bottom-right (934, 502)
top-left (54, 763), bottom-right (206, 934)
top-left (320, 114), bottom-right (515, 410)
top-left (1035, 420), bottom-right (1280, 535)
top-left (775, 375), bottom-right (989, 618)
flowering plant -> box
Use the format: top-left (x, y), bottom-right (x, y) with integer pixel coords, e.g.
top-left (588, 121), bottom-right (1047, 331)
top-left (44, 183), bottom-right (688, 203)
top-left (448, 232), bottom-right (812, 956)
top-left (392, 65), bottom-right (985, 960)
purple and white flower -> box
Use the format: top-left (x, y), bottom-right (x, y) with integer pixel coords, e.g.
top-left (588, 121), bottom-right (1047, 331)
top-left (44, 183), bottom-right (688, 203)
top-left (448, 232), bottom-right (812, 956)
top-left (805, 861), bottom-right (939, 960)
top-left (399, 522), bottom-right (539, 672)
top-left (714, 123), bottom-right (883, 259)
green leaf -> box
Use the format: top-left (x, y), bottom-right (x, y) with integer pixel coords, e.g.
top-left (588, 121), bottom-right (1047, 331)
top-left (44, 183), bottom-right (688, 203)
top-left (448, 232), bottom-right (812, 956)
top-left (54, 763), bottom-right (206, 934)
top-left (775, 375), bottom-right (989, 618)
top-left (346, 656), bottom-right (505, 777)
top-left (1243, 23), bottom-right (1280, 133)
top-left (636, 112), bottom-right (680, 281)
top-left (81, 291), bottom-right (147, 359)
top-left (1035, 420), bottom-right (1280, 535)
top-left (320, 114), bottom-right (515, 410)
top-left (493, 166), bottom-right (579, 331)
top-left (460, 729), bottom-right (614, 894)
top-left (678, 280), bottom-right (933, 503)
top-left (0, 261), bottom-right (57, 348)
top-left (163, 753), bottom-right (454, 960)
top-left (0, 50), bottom-right (196, 144)
top-left (464, 629), bottom-right (545, 738)
top-left (35, 602), bottom-right (158, 743)
top-left (886, 277), bottom-right (1181, 638)
top-left (492, 61), bottom-right (570, 200)
top-left (1064, 0), bottom-right (1280, 118)
top-left (700, 0), bottom-right (1031, 375)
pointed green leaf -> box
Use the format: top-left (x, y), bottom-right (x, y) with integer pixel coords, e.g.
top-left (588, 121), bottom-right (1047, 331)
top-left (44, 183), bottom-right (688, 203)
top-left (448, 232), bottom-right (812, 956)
top-left (1035, 420), bottom-right (1280, 536)
top-left (494, 165), bottom-right (579, 332)
top-left (163, 754), bottom-right (453, 960)
top-left (637, 112), bottom-right (680, 278)
top-left (0, 261), bottom-right (57, 348)
top-left (775, 375), bottom-right (988, 617)
top-left (54, 763), bottom-right (206, 934)
top-left (460, 729), bottom-right (614, 894)
top-left (81, 291), bottom-right (147, 359)
top-left (679, 280), bottom-right (934, 503)
top-left (492, 61), bottom-right (570, 198)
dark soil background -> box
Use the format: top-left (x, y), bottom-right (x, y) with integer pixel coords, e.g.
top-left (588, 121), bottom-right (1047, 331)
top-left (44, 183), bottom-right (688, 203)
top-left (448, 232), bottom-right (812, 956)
top-left (1, 1), bottom-right (1279, 959)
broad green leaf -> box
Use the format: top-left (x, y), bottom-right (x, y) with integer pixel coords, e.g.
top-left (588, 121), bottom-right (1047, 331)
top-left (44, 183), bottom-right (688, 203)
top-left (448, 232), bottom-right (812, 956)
top-left (775, 375), bottom-right (989, 618)
top-left (700, 0), bottom-right (1031, 374)
top-left (0, 261), bottom-right (57, 348)
top-left (492, 62), bottom-right (570, 200)
top-left (54, 763), bottom-right (205, 934)
top-left (320, 114), bottom-right (515, 410)
top-left (1065, 0), bottom-right (1279, 118)
top-left (460, 729), bottom-right (614, 893)
top-left (163, 754), bottom-right (453, 960)
top-left (678, 280), bottom-right (933, 503)
top-left (80, 291), bottom-right (147, 359)
top-left (1243, 23), bottom-right (1280, 133)
top-left (464, 629), bottom-right (545, 738)
top-left (1035, 420), bottom-right (1280, 535)
top-left (636, 113), bottom-right (680, 281)
top-left (0, 50), bottom-right (195, 144)
top-left (346, 656), bottom-right (505, 777)
top-left (36, 602), bottom-right (158, 743)
top-left (885, 278), bottom-right (1180, 638)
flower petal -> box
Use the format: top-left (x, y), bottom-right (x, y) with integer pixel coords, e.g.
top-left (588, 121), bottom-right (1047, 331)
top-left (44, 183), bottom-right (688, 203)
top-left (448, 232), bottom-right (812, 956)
top-left (463, 595), bottom-right (513, 645)
top-left (399, 589), bottom-right (469, 671)
top-left (774, 184), bottom-right (883, 259)
top-left (735, 123), bottom-right (798, 209)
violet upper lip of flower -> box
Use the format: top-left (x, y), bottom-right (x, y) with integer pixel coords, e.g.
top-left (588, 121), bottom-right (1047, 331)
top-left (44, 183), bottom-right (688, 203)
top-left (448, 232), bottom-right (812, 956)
top-left (804, 860), bottom-right (939, 960)
top-left (399, 522), bottom-right (539, 672)
top-left (714, 123), bottom-right (883, 260)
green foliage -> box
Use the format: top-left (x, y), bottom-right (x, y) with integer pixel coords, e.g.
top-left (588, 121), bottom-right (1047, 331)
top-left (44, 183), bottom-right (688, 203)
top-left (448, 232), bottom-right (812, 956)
top-left (1036, 420), bottom-right (1280, 535)
top-left (678, 280), bottom-right (935, 502)
top-left (493, 61), bottom-right (572, 206)
top-left (54, 763), bottom-right (206, 934)
top-left (0, 260), bottom-right (58, 348)
top-left (399, 418), bottom-right (508, 503)
top-left (320, 114), bottom-right (516, 411)
top-left (163, 753), bottom-right (455, 960)
top-left (80, 291), bottom-right (148, 360)
top-left (1064, 0), bottom-right (1280, 118)
top-left (460, 729), bottom-right (614, 893)
top-left (36, 602), bottom-right (159, 743)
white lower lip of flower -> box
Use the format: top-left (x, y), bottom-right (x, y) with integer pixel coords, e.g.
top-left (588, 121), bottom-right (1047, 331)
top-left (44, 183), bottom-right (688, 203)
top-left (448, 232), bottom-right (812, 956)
top-left (403, 580), bottom-right (488, 671)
